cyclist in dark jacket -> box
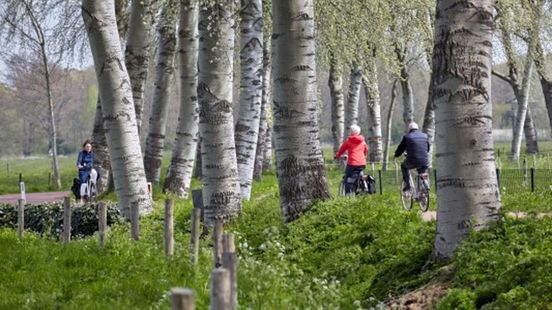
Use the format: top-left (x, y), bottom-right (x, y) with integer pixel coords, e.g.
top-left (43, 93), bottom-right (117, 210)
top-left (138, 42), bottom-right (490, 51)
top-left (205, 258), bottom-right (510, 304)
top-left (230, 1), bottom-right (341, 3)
top-left (394, 122), bottom-right (430, 191)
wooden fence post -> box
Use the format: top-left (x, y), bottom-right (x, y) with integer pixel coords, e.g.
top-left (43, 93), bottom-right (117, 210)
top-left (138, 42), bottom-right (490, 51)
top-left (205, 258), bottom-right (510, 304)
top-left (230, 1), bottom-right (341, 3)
top-left (17, 199), bottom-right (25, 240)
top-left (378, 170), bottom-right (382, 195)
top-left (165, 199), bottom-right (174, 256)
top-left (63, 197), bottom-right (72, 243)
top-left (98, 202), bottom-right (107, 248)
top-left (210, 268), bottom-right (231, 310)
top-left (222, 233), bottom-right (237, 310)
top-left (530, 168), bottom-right (535, 192)
top-left (171, 288), bottom-right (195, 310)
top-left (214, 220), bottom-right (223, 268)
top-left (190, 208), bottom-right (202, 264)
top-left (131, 204), bottom-right (139, 241)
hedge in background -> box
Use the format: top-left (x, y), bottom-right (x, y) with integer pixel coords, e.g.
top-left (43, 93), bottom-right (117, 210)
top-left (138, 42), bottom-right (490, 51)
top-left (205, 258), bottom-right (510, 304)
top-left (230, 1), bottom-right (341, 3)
top-left (0, 202), bottom-right (123, 239)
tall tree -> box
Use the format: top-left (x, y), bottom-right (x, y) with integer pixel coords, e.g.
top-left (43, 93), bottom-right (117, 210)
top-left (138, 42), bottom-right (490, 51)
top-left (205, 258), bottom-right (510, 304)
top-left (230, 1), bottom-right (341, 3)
top-left (91, 0), bottom-right (132, 193)
top-left (198, 0), bottom-right (242, 225)
top-left (504, 0), bottom-right (543, 162)
top-left (382, 80), bottom-right (398, 171)
top-left (254, 40), bottom-right (272, 180)
top-left (329, 55), bottom-right (345, 155)
top-left (235, 0), bottom-right (264, 200)
top-left (534, 41), bottom-right (552, 134)
top-left (432, 0), bottom-right (501, 260)
top-left (164, 0), bottom-right (200, 197)
top-left (1, 0), bottom-right (64, 189)
top-left (272, 0), bottom-right (330, 222)
top-left (363, 50), bottom-right (383, 163)
top-left (82, 0), bottom-right (152, 218)
top-left (345, 66), bottom-right (362, 127)
top-left (125, 0), bottom-right (158, 134)
top-left (144, 0), bottom-right (179, 184)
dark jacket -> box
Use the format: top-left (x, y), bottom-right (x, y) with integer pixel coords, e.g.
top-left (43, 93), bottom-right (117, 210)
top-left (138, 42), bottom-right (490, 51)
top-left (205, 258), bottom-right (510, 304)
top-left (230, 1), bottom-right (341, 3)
top-left (77, 150), bottom-right (94, 183)
top-left (394, 129), bottom-right (430, 166)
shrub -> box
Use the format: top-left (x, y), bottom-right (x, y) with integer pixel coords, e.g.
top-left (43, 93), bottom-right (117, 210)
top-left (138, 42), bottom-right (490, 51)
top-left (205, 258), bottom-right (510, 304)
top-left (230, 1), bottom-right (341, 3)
top-left (0, 202), bottom-right (123, 239)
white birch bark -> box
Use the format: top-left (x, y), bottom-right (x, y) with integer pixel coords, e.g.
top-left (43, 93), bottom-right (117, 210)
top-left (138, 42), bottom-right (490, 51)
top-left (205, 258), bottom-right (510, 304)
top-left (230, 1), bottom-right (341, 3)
top-left (272, 0), bottom-right (330, 222)
top-left (235, 0), bottom-right (264, 200)
top-left (125, 0), bottom-right (158, 134)
top-left (82, 0), bottom-right (152, 218)
top-left (164, 0), bottom-right (200, 197)
top-left (90, 3), bottom-right (129, 193)
top-left (329, 55), bottom-right (345, 154)
top-left (262, 110), bottom-right (273, 171)
top-left (363, 54), bottom-right (383, 163)
top-left (524, 106), bottom-right (538, 154)
top-left (144, 0), bottom-right (178, 184)
top-left (432, 0), bottom-right (501, 260)
top-left (382, 80), bottom-right (398, 171)
top-left (400, 69), bottom-right (415, 128)
top-left (511, 62), bottom-right (534, 162)
top-left (254, 42), bottom-right (271, 180)
top-left (198, 1), bottom-right (241, 225)
top-left (91, 100), bottom-right (111, 193)
top-left (345, 66), bottom-right (362, 127)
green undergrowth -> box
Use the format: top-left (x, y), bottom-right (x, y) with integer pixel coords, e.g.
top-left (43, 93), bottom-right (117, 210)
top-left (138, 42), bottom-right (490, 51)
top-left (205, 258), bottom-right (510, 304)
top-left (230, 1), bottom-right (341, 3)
top-left (438, 217), bottom-right (552, 309)
top-left (1, 164), bottom-right (551, 308)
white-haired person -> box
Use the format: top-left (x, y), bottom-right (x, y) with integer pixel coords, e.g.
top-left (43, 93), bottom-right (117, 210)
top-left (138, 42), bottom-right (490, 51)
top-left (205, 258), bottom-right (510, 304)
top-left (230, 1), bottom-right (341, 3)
top-left (394, 122), bottom-right (430, 192)
top-left (335, 124), bottom-right (368, 195)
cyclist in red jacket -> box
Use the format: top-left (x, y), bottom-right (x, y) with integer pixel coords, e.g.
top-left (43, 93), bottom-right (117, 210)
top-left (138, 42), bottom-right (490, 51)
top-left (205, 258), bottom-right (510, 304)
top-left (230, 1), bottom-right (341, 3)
top-left (335, 125), bottom-right (368, 194)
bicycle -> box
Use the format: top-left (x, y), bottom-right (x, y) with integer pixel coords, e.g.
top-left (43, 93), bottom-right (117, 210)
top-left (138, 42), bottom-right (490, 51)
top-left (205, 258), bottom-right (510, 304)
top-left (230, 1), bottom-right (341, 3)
top-left (337, 156), bottom-right (376, 196)
top-left (400, 167), bottom-right (430, 212)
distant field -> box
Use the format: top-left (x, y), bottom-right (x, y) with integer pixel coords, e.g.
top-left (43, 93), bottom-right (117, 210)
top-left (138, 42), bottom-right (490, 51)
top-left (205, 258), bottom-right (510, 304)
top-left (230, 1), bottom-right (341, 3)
top-left (1, 140), bottom-right (552, 195)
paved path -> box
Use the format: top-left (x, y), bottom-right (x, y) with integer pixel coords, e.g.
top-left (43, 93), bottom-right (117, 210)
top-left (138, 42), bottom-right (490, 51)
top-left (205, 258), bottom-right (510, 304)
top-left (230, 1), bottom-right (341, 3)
top-left (0, 192), bottom-right (70, 205)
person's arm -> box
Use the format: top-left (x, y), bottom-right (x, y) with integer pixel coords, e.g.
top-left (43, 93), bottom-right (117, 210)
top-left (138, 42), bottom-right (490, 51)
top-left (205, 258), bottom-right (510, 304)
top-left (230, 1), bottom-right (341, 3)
top-left (394, 137), bottom-right (406, 158)
top-left (364, 142), bottom-right (368, 156)
top-left (77, 152), bottom-right (83, 169)
top-left (335, 139), bottom-right (348, 159)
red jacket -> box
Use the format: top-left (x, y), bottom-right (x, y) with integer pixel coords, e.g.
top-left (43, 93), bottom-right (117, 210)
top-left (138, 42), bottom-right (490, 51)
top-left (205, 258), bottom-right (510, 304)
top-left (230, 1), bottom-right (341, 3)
top-left (335, 134), bottom-right (368, 166)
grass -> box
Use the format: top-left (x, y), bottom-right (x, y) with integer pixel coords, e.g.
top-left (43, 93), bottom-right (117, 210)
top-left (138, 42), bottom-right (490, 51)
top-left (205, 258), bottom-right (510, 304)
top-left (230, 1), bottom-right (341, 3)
top-left (0, 150), bottom-right (551, 308)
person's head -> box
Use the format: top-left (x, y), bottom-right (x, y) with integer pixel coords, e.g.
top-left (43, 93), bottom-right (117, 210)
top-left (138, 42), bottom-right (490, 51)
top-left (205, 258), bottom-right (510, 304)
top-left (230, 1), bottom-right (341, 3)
top-left (408, 122), bottom-right (419, 131)
top-left (350, 124), bottom-right (361, 135)
top-left (82, 139), bottom-right (92, 152)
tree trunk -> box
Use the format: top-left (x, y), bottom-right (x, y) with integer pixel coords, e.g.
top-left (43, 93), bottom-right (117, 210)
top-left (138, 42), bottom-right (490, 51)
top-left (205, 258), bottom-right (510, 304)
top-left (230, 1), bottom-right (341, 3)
top-left (540, 77), bottom-right (552, 133)
top-left (198, 1), bottom-right (241, 225)
top-left (272, 0), bottom-right (330, 222)
top-left (329, 55), bottom-right (345, 154)
top-left (262, 114), bottom-right (273, 171)
top-left (524, 106), bottom-right (538, 154)
top-left (345, 66), bottom-right (362, 127)
top-left (511, 64), bottom-right (534, 162)
top-left (382, 80), bottom-right (398, 171)
top-left (534, 41), bottom-right (552, 136)
top-left (400, 68), bottom-right (415, 128)
top-left (164, 0), bottom-right (200, 197)
top-left (41, 47), bottom-right (61, 190)
top-left (82, 0), bottom-right (152, 218)
top-left (91, 99), bottom-right (111, 193)
top-left (144, 0), bottom-right (178, 184)
top-left (235, 0), bottom-right (264, 200)
top-left (114, 0), bottom-right (130, 42)
top-left (363, 54), bottom-right (382, 163)
top-left (422, 76), bottom-right (435, 168)
top-left (432, 0), bottom-right (501, 260)
top-left (125, 0), bottom-right (158, 134)
top-left (254, 42), bottom-right (271, 181)
top-left (91, 0), bottom-right (135, 193)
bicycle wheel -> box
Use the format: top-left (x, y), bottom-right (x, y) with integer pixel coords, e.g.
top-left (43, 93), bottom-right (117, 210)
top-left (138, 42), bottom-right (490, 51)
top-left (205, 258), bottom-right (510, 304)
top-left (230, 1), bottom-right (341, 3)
top-left (338, 179), bottom-right (346, 196)
top-left (418, 179), bottom-right (430, 212)
top-left (400, 180), bottom-right (413, 211)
